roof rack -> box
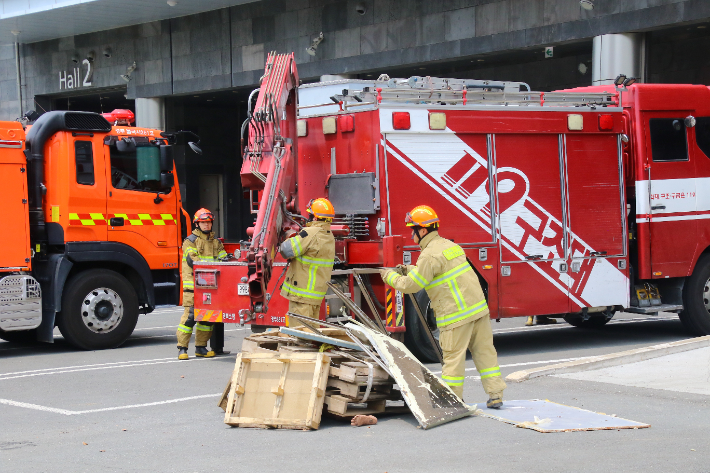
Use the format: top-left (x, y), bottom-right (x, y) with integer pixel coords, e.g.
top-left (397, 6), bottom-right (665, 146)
top-left (331, 76), bottom-right (620, 109)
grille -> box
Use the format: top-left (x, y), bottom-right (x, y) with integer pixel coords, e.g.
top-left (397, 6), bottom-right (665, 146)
top-left (0, 275), bottom-right (41, 302)
top-left (333, 215), bottom-right (369, 238)
top-left (64, 112), bottom-right (112, 132)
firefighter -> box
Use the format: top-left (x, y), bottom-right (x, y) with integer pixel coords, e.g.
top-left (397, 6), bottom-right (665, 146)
top-left (279, 198), bottom-right (336, 327)
top-left (380, 205), bottom-right (506, 408)
top-left (525, 315), bottom-right (557, 326)
top-left (176, 208), bottom-right (228, 360)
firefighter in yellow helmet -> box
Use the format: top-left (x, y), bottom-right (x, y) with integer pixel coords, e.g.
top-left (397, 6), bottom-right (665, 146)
top-left (380, 205), bottom-right (506, 408)
top-left (279, 198), bottom-right (336, 327)
top-left (176, 208), bottom-right (228, 360)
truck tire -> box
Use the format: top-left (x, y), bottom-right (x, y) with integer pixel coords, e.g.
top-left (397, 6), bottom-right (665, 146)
top-left (0, 328), bottom-right (37, 344)
top-left (403, 290), bottom-right (441, 364)
top-left (563, 311), bottom-right (614, 328)
top-left (58, 269), bottom-right (139, 350)
top-left (679, 253), bottom-right (710, 335)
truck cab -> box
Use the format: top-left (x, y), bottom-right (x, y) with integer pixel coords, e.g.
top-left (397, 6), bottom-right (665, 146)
top-left (0, 110), bottom-right (185, 350)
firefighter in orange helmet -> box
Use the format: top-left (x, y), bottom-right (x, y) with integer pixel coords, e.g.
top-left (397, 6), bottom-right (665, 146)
top-left (279, 198), bottom-right (336, 327)
top-left (176, 208), bottom-right (228, 360)
top-left (380, 205), bottom-right (506, 407)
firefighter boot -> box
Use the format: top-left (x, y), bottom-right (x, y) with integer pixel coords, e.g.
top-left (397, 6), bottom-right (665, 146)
top-left (486, 393), bottom-right (503, 409)
top-left (525, 316), bottom-right (534, 326)
top-left (178, 347), bottom-right (188, 360)
top-left (536, 316), bottom-right (557, 325)
top-left (195, 346), bottom-right (215, 358)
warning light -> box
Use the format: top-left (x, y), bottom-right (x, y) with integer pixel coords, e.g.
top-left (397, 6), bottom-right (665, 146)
top-left (598, 114), bottom-right (614, 131)
top-left (102, 109), bottom-right (135, 126)
top-left (392, 112), bottom-right (411, 130)
top-left (482, 265), bottom-right (493, 270)
top-left (653, 271), bottom-right (662, 277)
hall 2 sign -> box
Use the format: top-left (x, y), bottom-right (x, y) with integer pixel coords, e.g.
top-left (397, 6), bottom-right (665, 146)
top-left (59, 59), bottom-right (93, 90)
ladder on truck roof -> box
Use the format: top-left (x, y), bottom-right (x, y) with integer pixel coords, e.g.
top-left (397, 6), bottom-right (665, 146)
top-left (315, 76), bottom-right (620, 111)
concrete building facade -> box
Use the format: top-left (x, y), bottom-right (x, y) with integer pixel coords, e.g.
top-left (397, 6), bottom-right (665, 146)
top-left (1, 0), bottom-right (709, 239)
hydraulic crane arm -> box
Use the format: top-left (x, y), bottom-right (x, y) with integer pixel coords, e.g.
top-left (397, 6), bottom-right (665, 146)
top-left (240, 52), bottom-right (300, 313)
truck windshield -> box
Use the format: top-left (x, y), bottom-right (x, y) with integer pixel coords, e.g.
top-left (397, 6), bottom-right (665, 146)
top-left (110, 144), bottom-right (162, 192)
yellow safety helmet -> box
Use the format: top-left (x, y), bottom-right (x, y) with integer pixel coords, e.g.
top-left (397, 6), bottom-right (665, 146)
top-left (307, 198), bottom-right (335, 221)
top-left (405, 205), bottom-right (440, 228)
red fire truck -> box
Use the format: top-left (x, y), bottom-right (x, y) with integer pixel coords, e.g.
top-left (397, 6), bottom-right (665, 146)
top-left (194, 53), bottom-right (710, 362)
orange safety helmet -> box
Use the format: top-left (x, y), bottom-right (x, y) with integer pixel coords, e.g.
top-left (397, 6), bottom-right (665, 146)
top-left (307, 198), bottom-right (335, 221)
top-left (193, 208), bottom-right (215, 223)
top-left (405, 205), bottom-right (440, 228)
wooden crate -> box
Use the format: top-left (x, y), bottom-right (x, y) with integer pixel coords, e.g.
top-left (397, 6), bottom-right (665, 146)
top-left (240, 332), bottom-right (297, 353)
top-left (330, 361), bottom-right (390, 383)
top-left (324, 394), bottom-right (386, 416)
top-left (223, 352), bottom-right (331, 430)
top-left (326, 377), bottom-right (392, 401)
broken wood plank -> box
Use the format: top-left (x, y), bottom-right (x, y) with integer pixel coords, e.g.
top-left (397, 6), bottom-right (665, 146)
top-left (327, 377), bottom-right (392, 400)
top-left (324, 394), bottom-right (387, 416)
top-left (330, 362), bottom-right (389, 384)
top-left (280, 327), bottom-right (363, 351)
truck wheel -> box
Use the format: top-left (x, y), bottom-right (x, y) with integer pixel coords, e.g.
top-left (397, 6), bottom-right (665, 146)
top-left (563, 311), bottom-right (614, 328)
top-left (403, 290), bottom-right (441, 364)
top-left (0, 328), bottom-right (37, 344)
top-left (679, 253), bottom-right (710, 335)
top-left (58, 269), bottom-right (139, 350)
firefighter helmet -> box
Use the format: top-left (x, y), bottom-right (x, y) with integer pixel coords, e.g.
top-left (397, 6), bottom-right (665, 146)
top-left (307, 198), bottom-right (335, 221)
top-left (193, 208), bottom-right (215, 223)
top-left (405, 205), bottom-right (440, 228)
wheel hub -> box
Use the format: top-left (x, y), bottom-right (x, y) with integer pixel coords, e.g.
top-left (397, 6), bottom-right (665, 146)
top-left (81, 287), bottom-right (123, 334)
top-left (704, 276), bottom-right (710, 313)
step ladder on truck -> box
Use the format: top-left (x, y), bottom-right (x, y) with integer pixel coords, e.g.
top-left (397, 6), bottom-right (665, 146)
top-left (193, 52), bottom-right (710, 362)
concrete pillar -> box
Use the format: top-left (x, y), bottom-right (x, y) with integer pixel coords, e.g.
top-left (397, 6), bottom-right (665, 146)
top-left (135, 97), bottom-right (165, 130)
top-left (592, 33), bottom-right (645, 85)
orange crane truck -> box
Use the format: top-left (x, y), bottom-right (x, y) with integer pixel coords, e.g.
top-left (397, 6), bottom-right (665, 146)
top-left (0, 110), bottom-right (189, 350)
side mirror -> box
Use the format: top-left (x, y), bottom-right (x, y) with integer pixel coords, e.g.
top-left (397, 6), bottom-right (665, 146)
top-left (160, 172), bottom-right (174, 188)
top-left (116, 137), bottom-right (136, 153)
top-left (160, 144), bottom-right (174, 172)
top-left (188, 141), bottom-right (202, 155)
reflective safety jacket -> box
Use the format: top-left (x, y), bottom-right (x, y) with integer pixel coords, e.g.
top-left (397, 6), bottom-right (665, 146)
top-left (382, 231), bottom-right (488, 331)
top-left (182, 229), bottom-right (227, 307)
top-left (279, 220), bottom-right (335, 305)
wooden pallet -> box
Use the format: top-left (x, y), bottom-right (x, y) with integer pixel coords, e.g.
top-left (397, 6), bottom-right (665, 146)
top-left (324, 395), bottom-right (411, 419)
top-left (223, 352), bottom-right (331, 429)
top-left (330, 361), bottom-right (389, 384)
top-left (240, 332), bottom-right (298, 353)
top-left (326, 377), bottom-right (392, 401)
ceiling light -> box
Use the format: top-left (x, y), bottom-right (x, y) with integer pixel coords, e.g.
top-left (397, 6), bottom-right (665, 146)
top-left (11, 30), bottom-right (20, 36)
top-left (103, 47), bottom-right (112, 58)
top-left (580, 0), bottom-right (594, 10)
top-left (578, 63), bottom-right (588, 74)
top-left (167, 0), bottom-right (178, 5)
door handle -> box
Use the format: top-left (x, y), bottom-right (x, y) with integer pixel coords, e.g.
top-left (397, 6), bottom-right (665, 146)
top-left (525, 255), bottom-right (544, 260)
top-left (110, 217), bottom-right (124, 226)
top-left (651, 205), bottom-right (666, 210)
top-left (590, 251), bottom-right (607, 257)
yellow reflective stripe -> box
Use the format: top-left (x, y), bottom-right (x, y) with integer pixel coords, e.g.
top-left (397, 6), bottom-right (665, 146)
top-left (177, 324), bottom-right (193, 333)
top-left (426, 262), bottom-right (471, 289)
top-left (185, 247), bottom-right (198, 254)
top-left (408, 269), bottom-right (428, 288)
top-left (183, 281), bottom-right (194, 289)
top-left (449, 280), bottom-right (466, 311)
top-left (308, 264), bottom-right (318, 291)
top-left (479, 366), bottom-right (501, 379)
top-left (293, 237), bottom-right (302, 257)
top-left (218, 251), bottom-right (227, 258)
top-left (195, 323), bottom-right (212, 332)
top-left (283, 282), bottom-right (326, 299)
top-left (296, 256), bottom-right (334, 266)
top-left (385, 272), bottom-right (399, 287)
top-left (442, 245), bottom-right (464, 260)
top-left (435, 300), bottom-right (488, 327)
top-left (441, 375), bottom-right (465, 386)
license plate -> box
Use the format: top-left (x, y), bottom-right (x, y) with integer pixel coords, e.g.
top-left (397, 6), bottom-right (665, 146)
top-left (238, 284), bottom-right (249, 296)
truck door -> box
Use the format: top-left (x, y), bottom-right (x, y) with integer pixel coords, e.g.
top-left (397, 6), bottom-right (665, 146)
top-left (104, 141), bottom-right (179, 270)
top-left (495, 134), bottom-right (569, 317)
top-left (64, 135), bottom-right (108, 243)
top-left (642, 112), bottom-right (697, 277)
top-left (564, 134), bottom-right (628, 310)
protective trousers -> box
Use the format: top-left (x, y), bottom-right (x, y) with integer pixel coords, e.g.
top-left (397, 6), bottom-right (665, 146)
top-left (286, 300), bottom-right (320, 328)
top-left (176, 307), bottom-right (214, 348)
top-left (439, 315), bottom-right (506, 399)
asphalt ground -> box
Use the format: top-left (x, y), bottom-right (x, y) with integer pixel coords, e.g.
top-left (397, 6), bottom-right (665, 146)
top-left (1, 309), bottom-right (709, 472)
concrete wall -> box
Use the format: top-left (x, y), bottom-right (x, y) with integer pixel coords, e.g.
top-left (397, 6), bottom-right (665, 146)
top-left (2, 0), bottom-right (710, 119)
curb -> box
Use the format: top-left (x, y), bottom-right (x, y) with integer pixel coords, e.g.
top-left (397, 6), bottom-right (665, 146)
top-left (506, 335), bottom-right (710, 383)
